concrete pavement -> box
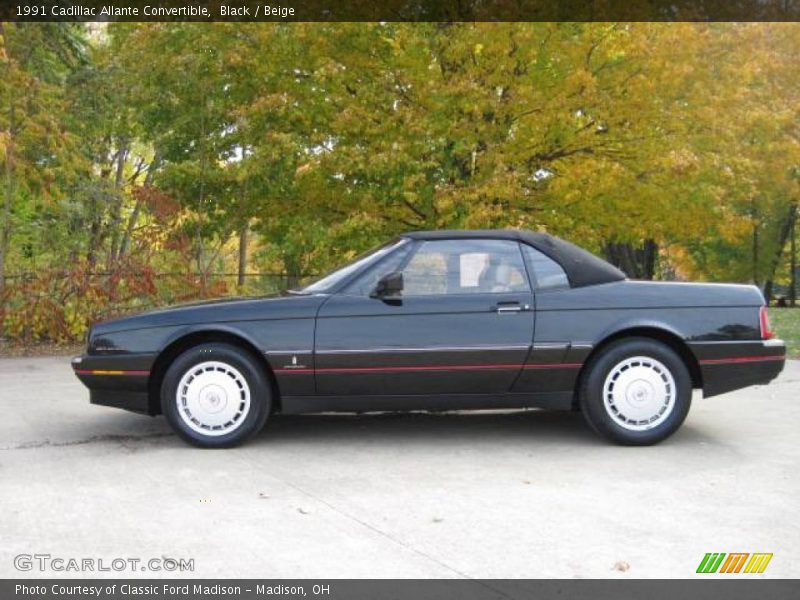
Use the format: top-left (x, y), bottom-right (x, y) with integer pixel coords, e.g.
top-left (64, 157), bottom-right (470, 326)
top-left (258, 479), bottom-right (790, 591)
top-left (0, 356), bottom-right (798, 578)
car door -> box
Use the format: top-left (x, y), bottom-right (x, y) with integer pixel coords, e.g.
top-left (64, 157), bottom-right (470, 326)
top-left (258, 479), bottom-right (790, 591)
top-left (511, 243), bottom-right (582, 398)
top-left (314, 238), bottom-right (535, 401)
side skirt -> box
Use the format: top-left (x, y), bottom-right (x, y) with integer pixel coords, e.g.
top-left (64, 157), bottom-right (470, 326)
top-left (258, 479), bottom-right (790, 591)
top-left (280, 392), bottom-right (574, 414)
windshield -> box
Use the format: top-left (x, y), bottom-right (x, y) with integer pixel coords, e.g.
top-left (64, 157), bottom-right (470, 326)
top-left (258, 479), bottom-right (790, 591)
top-left (299, 238), bottom-right (408, 294)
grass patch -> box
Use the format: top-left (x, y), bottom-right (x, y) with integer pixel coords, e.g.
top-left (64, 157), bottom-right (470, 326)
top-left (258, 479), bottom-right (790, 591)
top-left (769, 308), bottom-right (800, 359)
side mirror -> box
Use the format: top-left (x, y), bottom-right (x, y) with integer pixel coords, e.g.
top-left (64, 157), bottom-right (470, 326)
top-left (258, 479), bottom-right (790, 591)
top-left (372, 271), bottom-right (404, 299)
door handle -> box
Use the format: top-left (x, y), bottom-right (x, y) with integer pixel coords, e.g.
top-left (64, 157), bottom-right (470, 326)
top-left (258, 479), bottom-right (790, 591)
top-left (494, 301), bottom-right (529, 314)
top-left (497, 305), bottom-right (522, 313)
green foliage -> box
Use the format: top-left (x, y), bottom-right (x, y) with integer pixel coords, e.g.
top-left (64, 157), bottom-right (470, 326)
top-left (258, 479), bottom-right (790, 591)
top-left (770, 309), bottom-right (800, 359)
top-left (2, 22), bottom-right (800, 343)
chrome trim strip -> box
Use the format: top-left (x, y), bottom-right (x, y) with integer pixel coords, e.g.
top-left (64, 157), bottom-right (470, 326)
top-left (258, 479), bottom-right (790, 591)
top-left (265, 350), bottom-right (313, 355)
top-left (315, 345), bottom-right (531, 354)
top-left (570, 342), bottom-right (593, 350)
top-left (763, 339), bottom-right (786, 348)
top-left (275, 361), bottom-right (583, 374)
top-left (533, 342), bottom-right (569, 350)
top-left (698, 355), bottom-right (784, 365)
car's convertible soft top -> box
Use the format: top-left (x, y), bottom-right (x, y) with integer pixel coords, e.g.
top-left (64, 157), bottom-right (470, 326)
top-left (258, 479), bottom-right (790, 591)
top-left (404, 230), bottom-right (626, 288)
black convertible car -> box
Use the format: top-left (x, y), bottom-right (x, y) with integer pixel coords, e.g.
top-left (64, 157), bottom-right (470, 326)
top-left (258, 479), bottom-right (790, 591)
top-left (73, 230), bottom-right (785, 447)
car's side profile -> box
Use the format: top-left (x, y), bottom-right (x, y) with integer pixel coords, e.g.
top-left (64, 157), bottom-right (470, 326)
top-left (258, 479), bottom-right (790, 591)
top-left (72, 230), bottom-right (786, 448)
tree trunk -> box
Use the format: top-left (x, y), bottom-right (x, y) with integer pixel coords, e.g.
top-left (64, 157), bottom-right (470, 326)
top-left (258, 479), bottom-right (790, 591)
top-left (791, 211), bottom-right (797, 307)
top-left (762, 201), bottom-right (797, 304)
top-left (284, 254), bottom-right (301, 291)
top-left (118, 154), bottom-right (160, 260)
top-left (196, 242), bottom-right (207, 297)
top-left (752, 201), bottom-right (760, 287)
top-left (286, 272), bottom-right (300, 291)
top-left (638, 241), bottom-right (656, 279)
top-left (118, 195), bottom-right (142, 262)
top-left (106, 144), bottom-right (129, 267)
top-left (603, 239), bottom-right (658, 280)
top-left (237, 224), bottom-right (248, 288)
top-left (86, 192), bottom-right (102, 266)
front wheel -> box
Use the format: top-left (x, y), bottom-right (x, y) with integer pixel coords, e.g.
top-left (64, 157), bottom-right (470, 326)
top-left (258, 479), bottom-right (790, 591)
top-left (161, 343), bottom-right (271, 448)
top-left (579, 338), bottom-right (692, 445)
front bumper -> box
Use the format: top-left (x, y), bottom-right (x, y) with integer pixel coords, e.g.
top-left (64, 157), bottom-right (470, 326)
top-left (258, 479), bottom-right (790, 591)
top-left (690, 339), bottom-right (786, 398)
top-left (71, 353), bottom-right (156, 415)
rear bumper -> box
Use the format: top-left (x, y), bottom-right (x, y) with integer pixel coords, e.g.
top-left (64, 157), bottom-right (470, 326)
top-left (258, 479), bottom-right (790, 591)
top-left (690, 339), bottom-right (786, 398)
top-left (71, 354), bottom-right (156, 415)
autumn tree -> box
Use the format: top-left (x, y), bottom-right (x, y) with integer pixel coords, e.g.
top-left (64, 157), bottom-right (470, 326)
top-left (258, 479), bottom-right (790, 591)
top-left (0, 23), bottom-right (87, 303)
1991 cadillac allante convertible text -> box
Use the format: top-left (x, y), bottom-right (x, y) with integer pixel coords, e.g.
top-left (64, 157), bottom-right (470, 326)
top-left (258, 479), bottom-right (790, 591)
top-left (73, 230), bottom-right (785, 447)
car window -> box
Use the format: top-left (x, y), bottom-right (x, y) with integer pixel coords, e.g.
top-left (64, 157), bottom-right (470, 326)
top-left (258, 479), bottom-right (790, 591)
top-left (343, 241), bottom-right (414, 296)
top-left (402, 239), bottom-right (530, 296)
top-left (302, 238), bottom-right (407, 293)
top-left (521, 244), bottom-right (570, 290)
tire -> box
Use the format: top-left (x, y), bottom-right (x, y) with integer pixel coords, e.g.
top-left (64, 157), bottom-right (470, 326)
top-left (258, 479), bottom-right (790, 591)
top-left (161, 342), bottom-right (271, 448)
top-left (579, 337), bottom-right (692, 446)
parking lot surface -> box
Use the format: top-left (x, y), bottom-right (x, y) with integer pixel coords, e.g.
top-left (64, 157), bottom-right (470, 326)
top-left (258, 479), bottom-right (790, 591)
top-left (1, 356), bottom-right (798, 578)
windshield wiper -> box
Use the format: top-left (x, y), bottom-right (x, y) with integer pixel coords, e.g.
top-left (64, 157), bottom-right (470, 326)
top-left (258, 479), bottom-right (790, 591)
top-left (286, 289), bottom-right (311, 296)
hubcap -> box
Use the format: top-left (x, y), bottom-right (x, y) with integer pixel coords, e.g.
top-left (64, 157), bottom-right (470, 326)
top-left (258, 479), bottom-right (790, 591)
top-left (603, 356), bottom-right (675, 431)
top-left (176, 361), bottom-right (251, 436)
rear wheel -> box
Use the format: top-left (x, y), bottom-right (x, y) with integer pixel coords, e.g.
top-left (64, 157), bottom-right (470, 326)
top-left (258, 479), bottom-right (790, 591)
top-left (579, 338), bottom-right (692, 445)
top-left (161, 343), bottom-right (271, 448)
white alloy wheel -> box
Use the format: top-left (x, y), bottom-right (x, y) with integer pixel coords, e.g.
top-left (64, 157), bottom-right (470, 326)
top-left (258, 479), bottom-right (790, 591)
top-left (176, 361), bottom-right (251, 437)
top-left (602, 355), bottom-right (676, 431)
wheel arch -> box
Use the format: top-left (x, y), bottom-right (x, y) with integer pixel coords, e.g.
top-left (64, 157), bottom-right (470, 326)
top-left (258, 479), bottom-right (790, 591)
top-left (573, 325), bottom-right (702, 409)
top-left (147, 326), bottom-right (280, 416)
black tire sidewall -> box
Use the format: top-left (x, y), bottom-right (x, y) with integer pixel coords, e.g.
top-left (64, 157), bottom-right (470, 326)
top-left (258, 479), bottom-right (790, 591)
top-left (580, 338), bottom-right (692, 445)
top-left (161, 343), bottom-right (271, 448)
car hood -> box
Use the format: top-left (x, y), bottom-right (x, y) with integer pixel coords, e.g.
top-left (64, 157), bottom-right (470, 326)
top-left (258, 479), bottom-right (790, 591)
top-left (91, 293), bottom-right (328, 335)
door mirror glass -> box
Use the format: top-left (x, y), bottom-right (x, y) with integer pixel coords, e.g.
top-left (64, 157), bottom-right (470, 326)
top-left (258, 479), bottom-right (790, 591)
top-left (372, 271), bottom-right (404, 298)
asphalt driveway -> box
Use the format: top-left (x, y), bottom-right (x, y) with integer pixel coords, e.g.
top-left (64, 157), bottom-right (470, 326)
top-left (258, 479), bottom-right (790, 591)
top-left (0, 356), bottom-right (798, 578)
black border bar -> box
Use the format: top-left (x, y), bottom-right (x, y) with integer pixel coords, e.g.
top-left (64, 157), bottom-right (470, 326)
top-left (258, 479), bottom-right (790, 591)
top-left (3, 580), bottom-right (800, 600)
top-left (2, 0), bottom-right (800, 22)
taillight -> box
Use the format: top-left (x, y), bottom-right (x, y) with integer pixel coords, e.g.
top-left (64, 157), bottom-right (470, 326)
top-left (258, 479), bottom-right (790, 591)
top-left (759, 305), bottom-right (775, 340)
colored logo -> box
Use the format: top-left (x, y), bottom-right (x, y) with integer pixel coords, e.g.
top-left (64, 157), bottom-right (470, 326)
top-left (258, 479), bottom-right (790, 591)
top-left (696, 553), bottom-right (773, 574)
